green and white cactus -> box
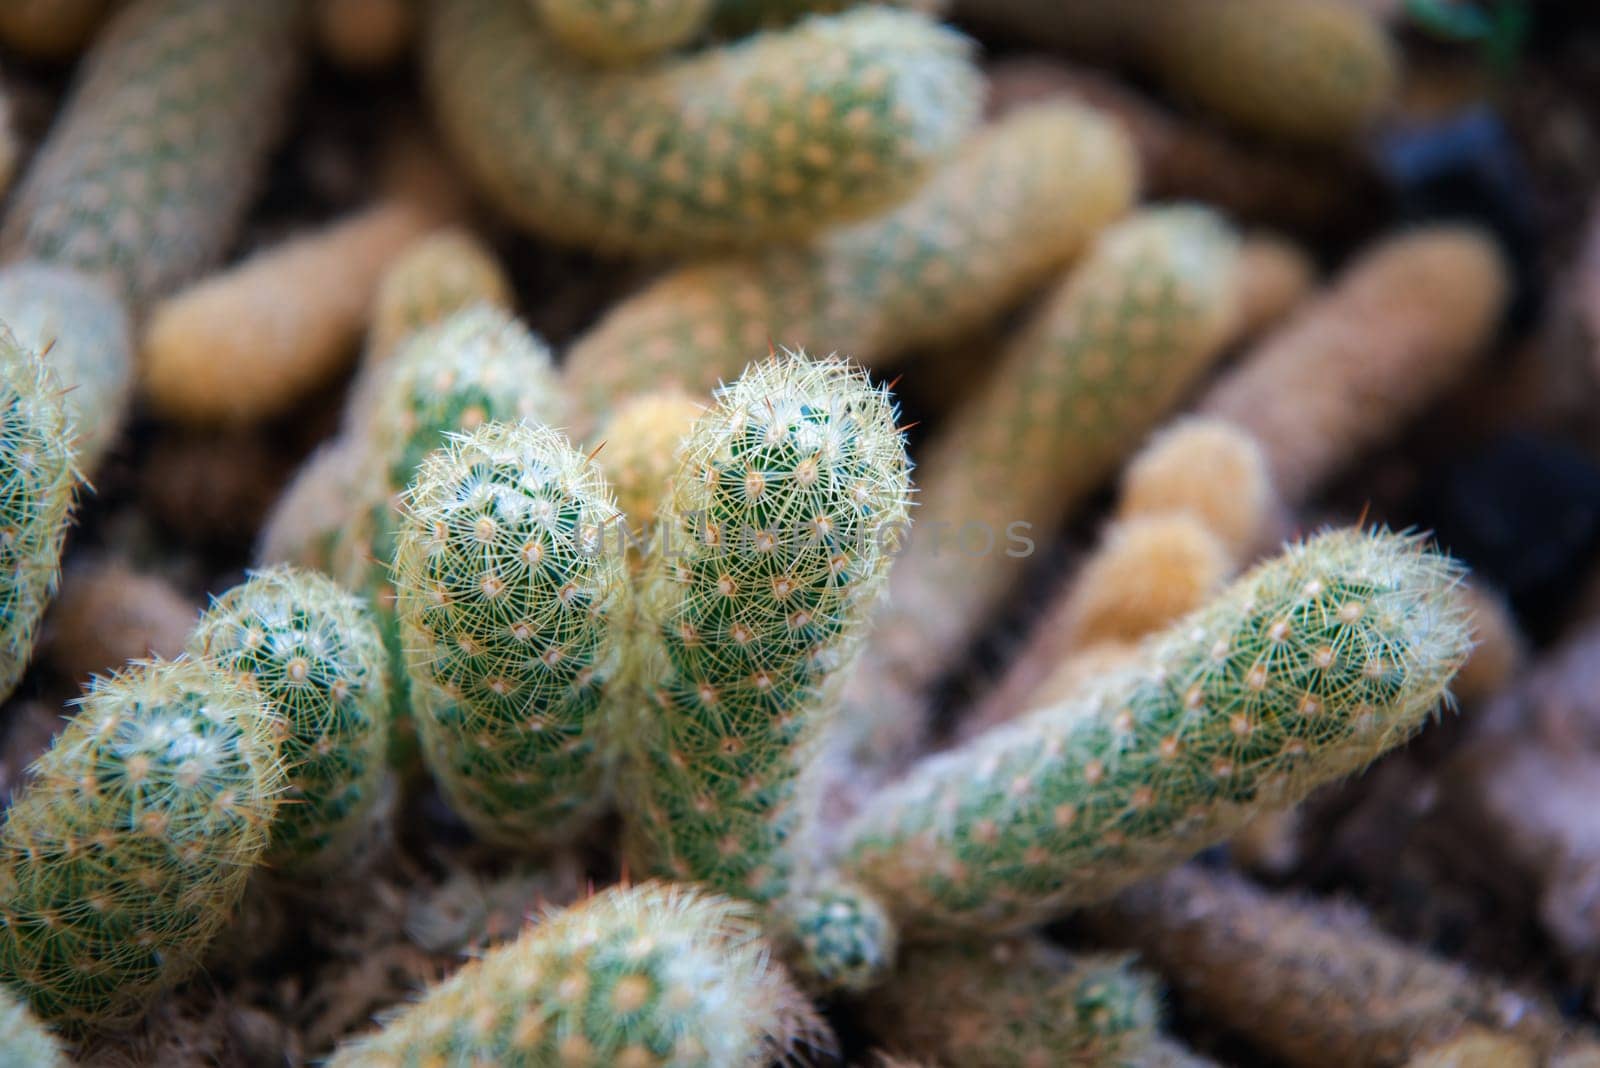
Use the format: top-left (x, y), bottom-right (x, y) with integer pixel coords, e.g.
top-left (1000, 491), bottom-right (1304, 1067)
top-left (188, 567), bottom-right (391, 877)
top-left (534, 0), bottom-right (714, 64)
top-left (392, 420), bottom-right (627, 849)
top-left (326, 881), bottom-right (826, 1066)
top-left (426, 0), bottom-right (980, 254)
top-left (842, 528), bottom-right (1470, 935)
top-left (0, 985), bottom-right (65, 1068)
top-left (0, 658), bottom-right (285, 1031)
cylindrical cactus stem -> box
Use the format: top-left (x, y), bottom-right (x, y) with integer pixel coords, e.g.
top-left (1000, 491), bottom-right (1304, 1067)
top-left (255, 437), bottom-right (368, 573)
top-left (778, 879), bottom-right (897, 995)
top-left (1231, 233), bottom-right (1317, 343)
top-left (325, 881), bottom-right (829, 1067)
top-left (1144, 0), bottom-right (1399, 147)
top-left (0, 658), bottom-right (285, 1032)
top-left (846, 206), bottom-right (1239, 766)
top-left (0, 263), bottom-right (134, 473)
top-left (565, 101), bottom-right (1137, 432)
top-left (0, 327), bottom-right (80, 704)
top-left (623, 354), bottom-right (911, 906)
top-left (365, 228), bottom-right (514, 367)
top-left (1083, 865), bottom-right (1582, 1068)
top-left (425, 0), bottom-right (980, 256)
top-left (1199, 226), bottom-right (1510, 504)
top-left (865, 937), bottom-right (1159, 1068)
top-left (0, 0), bottom-right (112, 60)
top-left (188, 567), bottom-right (392, 877)
top-left (313, 0), bottom-right (417, 72)
top-left (140, 195), bottom-right (441, 425)
top-left (0, 0), bottom-right (302, 310)
top-left (391, 420), bottom-right (627, 849)
top-left (535, 0), bottom-right (714, 65)
top-left (0, 985), bottom-right (65, 1067)
top-left (592, 389), bottom-right (704, 559)
top-left (841, 528), bottom-right (1471, 936)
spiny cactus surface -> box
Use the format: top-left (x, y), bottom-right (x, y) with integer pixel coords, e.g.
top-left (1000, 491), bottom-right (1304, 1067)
top-left (0, 328), bottom-right (78, 705)
top-left (189, 567), bottom-right (391, 876)
top-left (326, 881), bottom-right (824, 1067)
top-left (843, 528), bottom-right (1471, 934)
top-left (393, 420), bottom-right (627, 849)
top-left (0, 659), bottom-right (285, 1031)
top-left (780, 880), bottom-right (897, 994)
top-left (535, 0), bottom-right (714, 64)
top-left (427, 0), bottom-right (980, 254)
top-left (0, 0), bottom-right (301, 309)
top-left (625, 355), bottom-right (911, 905)
top-left (565, 101), bottom-right (1136, 429)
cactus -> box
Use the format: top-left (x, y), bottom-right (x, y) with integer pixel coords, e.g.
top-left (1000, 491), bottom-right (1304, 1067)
top-left (846, 206), bottom-right (1239, 766)
top-left (593, 389), bottom-right (703, 541)
top-left (565, 101), bottom-right (1136, 430)
top-left (336, 305), bottom-right (566, 769)
top-left (391, 420), bottom-right (627, 849)
top-left (0, 263), bottom-right (134, 473)
top-left (188, 567), bottom-right (391, 876)
top-left (623, 355), bottom-right (911, 908)
top-left (0, 658), bottom-right (285, 1031)
top-left (0, 329), bottom-right (80, 705)
top-left (710, 0), bottom-right (948, 36)
top-left (140, 195), bottom-right (439, 425)
top-left (425, 0), bottom-right (980, 255)
top-left (43, 556), bottom-right (198, 685)
top-left (780, 880), bottom-right (896, 994)
top-left (0, 985), bottom-right (65, 1068)
top-left (0, 0), bottom-right (301, 310)
top-left (256, 438), bottom-right (368, 573)
top-left (1200, 226), bottom-right (1508, 503)
top-left (1230, 234), bottom-right (1316, 344)
top-left (866, 938), bottom-right (1159, 1068)
top-left (366, 229), bottom-right (514, 367)
top-left (535, 0), bottom-right (715, 65)
top-left (0, 0), bottom-right (112, 60)
top-left (1146, 0), bottom-right (1399, 146)
top-left (1084, 865), bottom-right (1580, 1068)
top-left (841, 528), bottom-right (1471, 935)
top-left (326, 881), bottom-right (826, 1067)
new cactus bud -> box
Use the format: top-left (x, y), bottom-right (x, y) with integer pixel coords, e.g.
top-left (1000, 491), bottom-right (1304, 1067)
top-left (535, 0), bottom-right (714, 65)
top-left (0, 328), bottom-right (79, 704)
top-left (780, 880), bottom-right (897, 995)
top-left (141, 195), bottom-right (439, 425)
top-left (0, 658), bottom-right (285, 1031)
top-left (189, 567), bottom-right (391, 876)
top-left (1146, 0), bottom-right (1399, 147)
top-left (847, 206), bottom-right (1239, 766)
top-left (624, 354), bottom-right (911, 905)
top-left (866, 938), bottom-right (1159, 1068)
top-left (0, 985), bottom-right (65, 1068)
top-left (426, 0), bottom-right (980, 255)
top-left (1200, 226), bottom-right (1509, 503)
top-left (565, 102), bottom-right (1136, 430)
top-left (842, 528), bottom-right (1471, 935)
top-left (0, 263), bottom-right (133, 474)
top-left (0, 0), bottom-right (301, 310)
top-left (593, 389), bottom-right (702, 541)
top-left (1085, 865), bottom-right (1580, 1068)
top-left (0, 0), bottom-right (112, 60)
top-left (326, 881), bottom-right (827, 1067)
top-left (366, 228), bottom-right (514, 367)
top-left (392, 421), bottom-right (626, 849)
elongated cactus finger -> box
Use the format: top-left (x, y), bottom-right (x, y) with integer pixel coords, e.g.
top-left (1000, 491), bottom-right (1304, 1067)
top-left (426, 0), bottom-right (980, 255)
top-left (535, 0), bottom-right (714, 64)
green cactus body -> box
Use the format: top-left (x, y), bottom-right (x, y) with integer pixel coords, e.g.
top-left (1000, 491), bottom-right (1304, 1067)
top-left (841, 528), bottom-right (1471, 935)
top-left (0, 328), bottom-right (79, 705)
top-left (392, 421), bottom-right (627, 849)
top-left (0, 659), bottom-right (285, 1031)
top-left (364, 228), bottom-right (514, 368)
top-left (0, 985), bottom-right (64, 1068)
top-left (0, 262), bottom-right (133, 472)
top-left (337, 305), bottom-right (566, 770)
top-left (710, 0), bottom-right (947, 36)
top-left (868, 939), bottom-right (1158, 1068)
top-left (0, 0), bottom-right (301, 309)
top-left (565, 101), bottom-right (1136, 432)
top-left (624, 355), bottom-right (911, 905)
top-left (848, 206), bottom-right (1239, 764)
top-left (535, 0), bottom-right (714, 64)
top-left (780, 880), bottom-right (896, 994)
top-left (326, 881), bottom-right (822, 1067)
top-left (188, 567), bottom-right (391, 877)
top-left (426, 0), bottom-right (979, 255)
